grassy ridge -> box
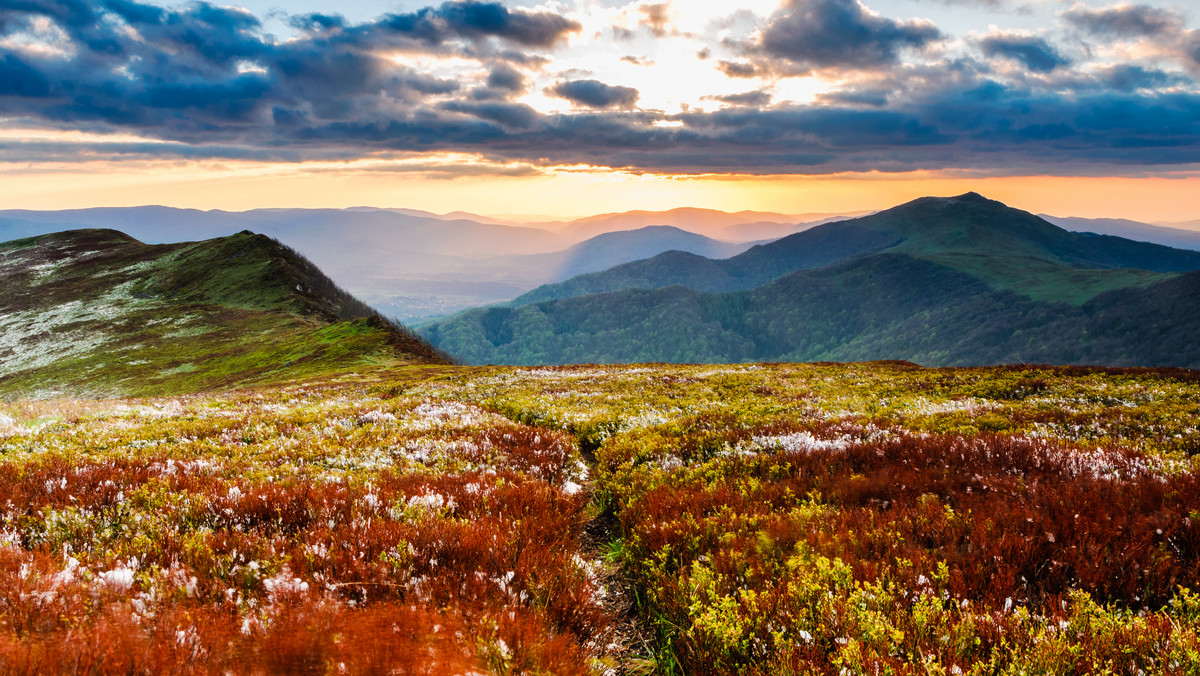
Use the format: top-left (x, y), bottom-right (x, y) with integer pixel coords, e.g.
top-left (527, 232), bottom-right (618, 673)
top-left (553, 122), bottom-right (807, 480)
top-left (0, 230), bottom-right (443, 398)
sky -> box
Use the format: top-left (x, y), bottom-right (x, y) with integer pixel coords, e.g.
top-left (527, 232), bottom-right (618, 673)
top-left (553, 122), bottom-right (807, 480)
top-left (1, 0), bottom-right (1199, 221)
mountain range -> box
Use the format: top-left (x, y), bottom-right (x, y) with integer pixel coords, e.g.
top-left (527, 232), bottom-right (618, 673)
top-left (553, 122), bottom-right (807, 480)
top-left (0, 229), bottom-right (442, 398)
top-left (421, 193), bottom-right (1200, 367)
top-left (0, 206), bottom-right (842, 323)
top-left (4, 193), bottom-right (1199, 374)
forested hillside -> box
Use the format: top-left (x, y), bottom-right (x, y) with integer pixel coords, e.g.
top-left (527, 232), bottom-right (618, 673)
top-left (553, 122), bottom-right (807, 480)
top-left (425, 194), bottom-right (1200, 366)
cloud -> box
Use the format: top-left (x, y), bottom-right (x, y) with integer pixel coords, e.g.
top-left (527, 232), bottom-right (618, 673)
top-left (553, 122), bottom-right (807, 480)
top-left (705, 90), bottom-right (773, 106)
top-left (757, 0), bottom-right (942, 72)
top-left (289, 13), bottom-right (347, 33)
top-left (928, 0), bottom-right (1010, 6)
top-left (113, 1), bottom-right (266, 67)
top-left (610, 26), bottom-right (636, 41)
top-left (1098, 64), bottom-right (1181, 92)
top-left (548, 79), bottom-right (640, 108)
top-left (979, 32), bottom-right (1070, 73)
top-left (0, 53), bottom-right (52, 97)
top-left (1064, 3), bottom-right (1184, 38)
top-left (0, 0), bottom-right (1197, 179)
top-left (441, 100), bottom-right (538, 128)
top-left (105, 0), bottom-right (166, 25)
top-left (817, 89), bottom-right (889, 107)
top-left (639, 2), bottom-right (670, 38)
top-left (1060, 3), bottom-right (1198, 74)
top-left (378, 1), bottom-right (580, 48)
top-left (486, 63), bottom-right (526, 91)
top-left (718, 61), bottom-right (760, 78)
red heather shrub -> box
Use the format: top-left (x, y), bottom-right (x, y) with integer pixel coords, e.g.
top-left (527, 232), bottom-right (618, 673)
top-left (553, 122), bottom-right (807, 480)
top-left (609, 419), bottom-right (1200, 673)
top-left (0, 423), bottom-right (604, 675)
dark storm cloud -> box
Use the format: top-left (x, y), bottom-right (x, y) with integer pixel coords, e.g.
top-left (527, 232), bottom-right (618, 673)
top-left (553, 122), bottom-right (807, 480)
top-left (979, 33), bottom-right (1071, 73)
top-left (0, 0), bottom-right (1198, 177)
top-left (548, 80), bottom-right (639, 108)
top-left (1064, 3), bottom-right (1183, 38)
top-left (757, 0), bottom-right (942, 71)
top-left (0, 0), bottom-right (568, 140)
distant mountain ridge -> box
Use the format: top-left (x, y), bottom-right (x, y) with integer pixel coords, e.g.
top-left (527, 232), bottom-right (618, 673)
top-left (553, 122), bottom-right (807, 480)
top-left (0, 205), bottom-right (846, 323)
top-left (1041, 215), bottom-right (1200, 252)
top-left (422, 193), bottom-right (1200, 367)
top-left (542, 207), bottom-right (801, 241)
top-left (0, 229), bottom-right (443, 398)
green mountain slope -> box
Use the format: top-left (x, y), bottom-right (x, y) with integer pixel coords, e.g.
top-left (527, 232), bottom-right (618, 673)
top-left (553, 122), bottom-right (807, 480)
top-left (423, 253), bottom-right (1200, 367)
top-left (511, 192), bottom-right (1200, 307)
top-left (0, 229), bottom-right (444, 398)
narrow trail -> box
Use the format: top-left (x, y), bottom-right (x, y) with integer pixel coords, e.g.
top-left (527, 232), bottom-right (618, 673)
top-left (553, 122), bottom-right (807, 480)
top-left (578, 487), bottom-right (658, 675)
top-left (484, 403), bottom-right (660, 674)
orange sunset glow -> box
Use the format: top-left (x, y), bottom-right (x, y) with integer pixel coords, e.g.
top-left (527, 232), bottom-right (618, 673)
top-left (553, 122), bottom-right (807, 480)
top-left (2, 159), bottom-right (1198, 224)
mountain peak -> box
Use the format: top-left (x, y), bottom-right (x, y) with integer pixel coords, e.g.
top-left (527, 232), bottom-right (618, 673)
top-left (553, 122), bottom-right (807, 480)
top-left (900, 191), bottom-right (1002, 213)
top-left (952, 191), bottom-right (992, 203)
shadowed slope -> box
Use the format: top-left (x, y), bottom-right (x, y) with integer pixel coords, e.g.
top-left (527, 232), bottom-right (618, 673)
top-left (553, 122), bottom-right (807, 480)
top-left (423, 253), bottom-right (1200, 368)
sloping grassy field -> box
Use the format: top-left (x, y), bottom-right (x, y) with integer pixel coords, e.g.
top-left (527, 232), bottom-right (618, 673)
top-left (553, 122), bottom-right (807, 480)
top-left (0, 230), bottom-right (443, 399)
top-left (1, 362), bottom-right (1198, 673)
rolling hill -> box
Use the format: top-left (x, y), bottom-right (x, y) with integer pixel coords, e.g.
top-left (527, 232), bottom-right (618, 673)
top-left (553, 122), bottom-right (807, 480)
top-left (423, 193), bottom-right (1200, 366)
top-left (1041, 215), bottom-right (1200, 251)
top-left (0, 229), bottom-right (444, 398)
top-left (511, 225), bottom-right (752, 285)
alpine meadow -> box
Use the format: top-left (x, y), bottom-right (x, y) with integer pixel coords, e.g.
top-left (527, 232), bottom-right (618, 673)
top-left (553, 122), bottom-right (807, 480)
top-left (3, 0), bottom-right (1200, 674)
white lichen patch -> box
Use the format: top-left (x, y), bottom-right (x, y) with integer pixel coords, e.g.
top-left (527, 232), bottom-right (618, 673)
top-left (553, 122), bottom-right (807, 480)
top-left (398, 401), bottom-right (507, 432)
top-left (0, 276), bottom-right (163, 377)
top-left (0, 305), bottom-right (112, 374)
top-left (163, 325), bottom-right (215, 339)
